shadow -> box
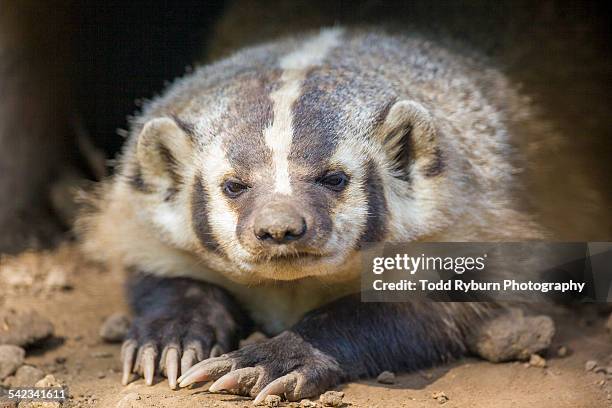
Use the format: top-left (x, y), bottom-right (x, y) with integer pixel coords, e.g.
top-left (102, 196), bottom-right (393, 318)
top-left (337, 362), bottom-right (457, 393)
top-left (26, 336), bottom-right (66, 356)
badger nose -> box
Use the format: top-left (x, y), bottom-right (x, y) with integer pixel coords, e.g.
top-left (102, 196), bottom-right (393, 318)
top-left (253, 202), bottom-right (307, 244)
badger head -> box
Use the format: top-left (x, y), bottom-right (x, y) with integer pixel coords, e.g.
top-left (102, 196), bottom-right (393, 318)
top-left (128, 29), bottom-right (454, 284)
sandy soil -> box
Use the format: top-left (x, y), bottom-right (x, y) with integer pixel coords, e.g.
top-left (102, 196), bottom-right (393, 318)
top-left (1, 246), bottom-right (611, 408)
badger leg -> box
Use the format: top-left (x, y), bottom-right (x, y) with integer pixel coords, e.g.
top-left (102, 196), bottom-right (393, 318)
top-left (179, 295), bottom-right (496, 402)
top-left (121, 272), bottom-right (250, 389)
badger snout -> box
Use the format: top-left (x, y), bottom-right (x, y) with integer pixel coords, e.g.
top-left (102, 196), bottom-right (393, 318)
top-left (253, 201), bottom-right (307, 245)
top-left (235, 190), bottom-right (333, 261)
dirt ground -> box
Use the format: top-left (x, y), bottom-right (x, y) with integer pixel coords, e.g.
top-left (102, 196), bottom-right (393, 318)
top-left (1, 245), bottom-right (611, 408)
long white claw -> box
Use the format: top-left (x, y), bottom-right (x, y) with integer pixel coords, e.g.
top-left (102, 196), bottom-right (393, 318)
top-left (253, 374), bottom-right (296, 405)
top-left (166, 348), bottom-right (179, 390)
top-left (143, 347), bottom-right (156, 386)
top-left (177, 363), bottom-right (210, 388)
top-left (121, 341), bottom-right (137, 386)
top-left (180, 349), bottom-right (197, 378)
top-left (178, 358), bottom-right (233, 388)
top-left (209, 371), bottom-right (239, 392)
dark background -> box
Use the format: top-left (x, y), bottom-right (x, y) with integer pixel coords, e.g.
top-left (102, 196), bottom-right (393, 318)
top-left (0, 0), bottom-right (611, 253)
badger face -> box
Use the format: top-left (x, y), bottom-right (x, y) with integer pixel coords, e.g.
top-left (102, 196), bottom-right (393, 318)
top-left (129, 29), bottom-right (451, 283)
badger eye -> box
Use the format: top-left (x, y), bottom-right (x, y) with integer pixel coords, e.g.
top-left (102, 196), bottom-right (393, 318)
top-left (318, 171), bottom-right (349, 192)
top-left (223, 179), bottom-right (248, 198)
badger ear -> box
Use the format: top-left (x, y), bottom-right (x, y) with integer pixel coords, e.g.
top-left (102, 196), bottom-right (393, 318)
top-left (136, 117), bottom-right (193, 188)
top-left (376, 100), bottom-right (443, 179)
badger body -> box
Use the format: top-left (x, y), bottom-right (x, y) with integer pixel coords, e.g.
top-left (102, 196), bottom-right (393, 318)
top-left (78, 28), bottom-right (543, 400)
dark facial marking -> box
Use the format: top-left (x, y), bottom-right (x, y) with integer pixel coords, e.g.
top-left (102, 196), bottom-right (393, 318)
top-left (170, 114), bottom-right (198, 144)
top-left (127, 163), bottom-right (151, 193)
top-left (158, 142), bottom-right (183, 191)
top-left (289, 70), bottom-right (341, 169)
top-left (191, 174), bottom-right (220, 252)
top-left (389, 125), bottom-right (413, 182)
top-left (372, 97), bottom-right (398, 129)
top-left (357, 160), bottom-right (388, 246)
top-left (424, 147), bottom-right (445, 177)
top-left (221, 71), bottom-right (276, 178)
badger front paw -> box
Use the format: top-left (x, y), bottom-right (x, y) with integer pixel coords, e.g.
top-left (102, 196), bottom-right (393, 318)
top-left (121, 309), bottom-right (234, 389)
top-left (177, 331), bottom-right (345, 403)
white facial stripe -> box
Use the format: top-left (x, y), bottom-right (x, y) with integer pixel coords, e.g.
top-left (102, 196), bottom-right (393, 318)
top-left (263, 28), bottom-right (344, 195)
top-left (323, 141), bottom-right (369, 254)
top-left (201, 140), bottom-right (252, 260)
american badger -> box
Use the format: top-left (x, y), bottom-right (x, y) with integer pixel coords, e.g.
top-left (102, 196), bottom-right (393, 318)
top-left (78, 28), bottom-right (543, 402)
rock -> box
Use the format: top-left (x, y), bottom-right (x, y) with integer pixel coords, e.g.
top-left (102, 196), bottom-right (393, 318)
top-left (99, 313), bottom-right (130, 343)
top-left (376, 370), bottom-right (395, 384)
top-left (319, 391), bottom-right (344, 407)
top-left (468, 308), bottom-right (555, 363)
top-left (116, 393), bottom-right (142, 408)
top-left (420, 371), bottom-right (433, 380)
top-left (557, 346), bottom-right (568, 357)
top-left (91, 351), bottom-right (113, 358)
top-left (4, 365), bottom-right (44, 387)
top-left (0, 310), bottom-right (54, 347)
top-left (299, 400), bottom-right (319, 407)
top-left (606, 313), bottom-right (612, 332)
top-left (432, 391), bottom-right (449, 404)
top-left (595, 366), bottom-right (607, 374)
top-left (529, 354), bottom-right (547, 368)
top-left (0, 345), bottom-right (25, 379)
top-left (17, 375), bottom-right (64, 408)
top-left (262, 395), bottom-right (281, 407)
top-left (43, 267), bottom-right (71, 290)
top-left (239, 331), bottom-right (268, 348)
top-left (586, 360), bottom-right (598, 371)
top-left (35, 374), bottom-right (62, 387)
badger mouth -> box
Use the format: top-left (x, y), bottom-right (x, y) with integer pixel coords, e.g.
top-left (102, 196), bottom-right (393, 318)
top-left (252, 249), bottom-right (325, 264)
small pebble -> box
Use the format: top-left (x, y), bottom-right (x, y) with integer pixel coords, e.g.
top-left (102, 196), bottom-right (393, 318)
top-left (0, 344), bottom-right (25, 380)
top-left (320, 391), bottom-right (344, 407)
top-left (557, 346), bottom-right (568, 357)
top-left (262, 395), bottom-right (281, 407)
top-left (99, 313), bottom-right (131, 343)
top-left (44, 267), bottom-right (72, 290)
top-left (91, 351), bottom-right (113, 358)
top-left (420, 371), bottom-right (433, 380)
top-left (376, 370), bottom-right (396, 384)
top-left (586, 360), bottom-right (598, 371)
top-left (35, 374), bottom-right (63, 387)
top-left (116, 392), bottom-right (141, 408)
top-left (432, 391), bottom-right (449, 404)
top-left (529, 354), bottom-right (547, 368)
top-left (595, 366), bottom-right (608, 374)
top-left (299, 400), bottom-right (318, 407)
